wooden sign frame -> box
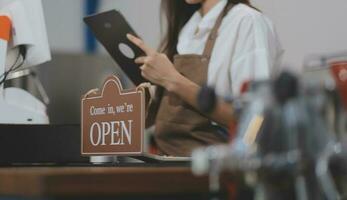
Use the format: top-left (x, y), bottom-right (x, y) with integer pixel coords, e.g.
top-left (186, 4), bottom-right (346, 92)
top-left (81, 75), bottom-right (145, 156)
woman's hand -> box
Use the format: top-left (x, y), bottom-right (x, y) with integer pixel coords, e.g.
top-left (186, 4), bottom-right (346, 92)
top-left (126, 34), bottom-right (182, 91)
top-left (127, 35), bottom-right (235, 127)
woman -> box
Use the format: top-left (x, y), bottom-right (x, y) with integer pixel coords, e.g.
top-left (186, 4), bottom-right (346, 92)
top-left (127, 0), bottom-right (283, 156)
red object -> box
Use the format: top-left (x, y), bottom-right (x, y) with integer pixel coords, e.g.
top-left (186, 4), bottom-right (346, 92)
top-left (240, 81), bottom-right (250, 95)
top-left (228, 120), bottom-right (238, 141)
top-left (227, 182), bottom-right (237, 200)
top-left (149, 145), bottom-right (159, 155)
top-left (0, 16), bottom-right (11, 41)
top-left (330, 61), bottom-right (347, 110)
top-left (229, 80), bottom-right (250, 141)
top-left (149, 135), bottom-right (159, 155)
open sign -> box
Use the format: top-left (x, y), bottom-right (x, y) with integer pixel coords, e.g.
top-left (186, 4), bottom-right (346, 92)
top-left (81, 76), bottom-right (145, 156)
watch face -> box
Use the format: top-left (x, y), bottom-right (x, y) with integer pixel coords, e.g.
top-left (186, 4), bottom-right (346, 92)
top-left (84, 10), bottom-right (146, 85)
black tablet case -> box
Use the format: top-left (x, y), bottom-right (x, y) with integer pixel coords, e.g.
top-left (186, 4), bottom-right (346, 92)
top-left (84, 10), bottom-right (146, 85)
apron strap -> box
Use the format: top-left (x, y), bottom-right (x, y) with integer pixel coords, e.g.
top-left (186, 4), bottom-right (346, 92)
top-left (202, 3), bottom-right (235, 59)
top-left (146, 3), bottom-right (235, 128)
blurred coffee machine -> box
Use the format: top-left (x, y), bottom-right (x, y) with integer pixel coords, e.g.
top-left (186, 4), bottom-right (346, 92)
top-left (303, 51), bottom-right (347, 138)
top-left (192, 71), bottom-right (347, 200)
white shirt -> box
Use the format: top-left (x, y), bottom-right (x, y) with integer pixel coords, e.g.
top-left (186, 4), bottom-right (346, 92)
top-left (177, 1), bottom-right (283, 97)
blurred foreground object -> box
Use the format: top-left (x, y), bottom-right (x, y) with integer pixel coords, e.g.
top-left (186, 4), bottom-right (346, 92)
top-left (303, 51), bottom-right (347, 138)
top-left (193, 71), bottom-right (347, 200)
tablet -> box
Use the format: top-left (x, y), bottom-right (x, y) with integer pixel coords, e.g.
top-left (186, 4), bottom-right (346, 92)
top-left (84, 10), bottom-right (146, 85)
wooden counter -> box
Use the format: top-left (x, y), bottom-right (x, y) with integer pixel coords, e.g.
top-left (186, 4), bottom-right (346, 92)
top-left (0, 165), bottom-right (213, 199)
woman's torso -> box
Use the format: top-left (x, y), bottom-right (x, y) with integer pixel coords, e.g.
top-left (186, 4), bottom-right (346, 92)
top-left (152, 1), bottom-right (283, 156)
top-left (177, 1), bottom-right (283, 98)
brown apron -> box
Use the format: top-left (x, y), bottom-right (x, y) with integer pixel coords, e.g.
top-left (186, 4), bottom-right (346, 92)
top-left (153, 4), bottom-right (234, 156)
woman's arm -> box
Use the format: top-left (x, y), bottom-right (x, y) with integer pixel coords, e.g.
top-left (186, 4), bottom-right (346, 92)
top-left (166, 72), bottom-right (235, 127)
top-left (127, 34), bottom-right (235, 127)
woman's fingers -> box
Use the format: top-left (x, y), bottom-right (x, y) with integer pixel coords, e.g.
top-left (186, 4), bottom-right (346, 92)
top-left (140, 64), bottom-right (153, 80)
top-left (135, 56), bottom-right (155, 65)
top-left (140, 66), bottom-right (149, 79)
top-left (135, 56), bottom-right (147, 64)
top-left (126, 33), bottom-right (155, 56)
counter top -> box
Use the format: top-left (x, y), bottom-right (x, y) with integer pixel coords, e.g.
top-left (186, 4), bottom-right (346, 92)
top-left (0, 165), bottom-right (211, 198)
